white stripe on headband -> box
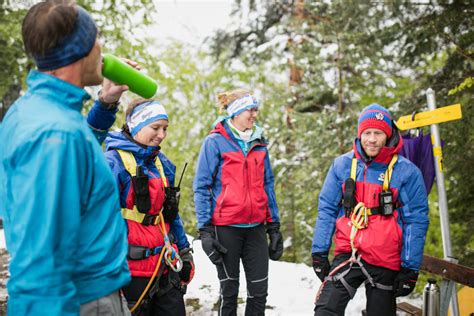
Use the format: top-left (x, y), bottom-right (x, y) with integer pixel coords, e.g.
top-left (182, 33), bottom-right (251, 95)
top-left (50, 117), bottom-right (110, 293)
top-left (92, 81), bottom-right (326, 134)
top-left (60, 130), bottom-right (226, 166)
top-left (127, 101), bottom-right (168, 136)
top-left (226, 95), bottom-right (258, 118)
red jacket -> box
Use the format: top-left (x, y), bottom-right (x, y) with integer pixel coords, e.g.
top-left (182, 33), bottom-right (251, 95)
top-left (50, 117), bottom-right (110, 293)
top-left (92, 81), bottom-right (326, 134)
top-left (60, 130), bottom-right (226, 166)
top-left (193, 121), bottom-right (280, 228)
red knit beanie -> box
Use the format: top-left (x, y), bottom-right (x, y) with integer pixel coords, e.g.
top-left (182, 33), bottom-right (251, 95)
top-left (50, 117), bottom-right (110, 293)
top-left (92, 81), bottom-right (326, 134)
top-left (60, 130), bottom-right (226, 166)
top-left (357, 104), bottom-right (392, 138)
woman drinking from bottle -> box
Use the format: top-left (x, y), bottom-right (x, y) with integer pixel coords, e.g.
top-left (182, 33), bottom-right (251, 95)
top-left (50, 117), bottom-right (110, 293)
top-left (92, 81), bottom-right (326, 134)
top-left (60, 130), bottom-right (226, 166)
top-left (193, 88), bottom-right (283, 315)
top-left (95, 98), bottom-right (194, 315)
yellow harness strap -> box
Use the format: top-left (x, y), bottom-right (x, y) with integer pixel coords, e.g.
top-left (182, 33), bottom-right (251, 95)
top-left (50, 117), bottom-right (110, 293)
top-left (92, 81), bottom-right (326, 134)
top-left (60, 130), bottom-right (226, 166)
top-left (383, 154), bottom-right (398, 191)
top-left (350, 157), bottom-right (357, 181)
top-left (350, 154), bottom-right (398, 194)
top-left (116, 150), bottom-right (167, 225)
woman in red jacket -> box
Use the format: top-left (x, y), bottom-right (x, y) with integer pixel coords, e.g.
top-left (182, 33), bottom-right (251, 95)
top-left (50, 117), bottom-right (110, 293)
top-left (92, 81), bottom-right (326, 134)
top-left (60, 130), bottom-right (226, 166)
top-left (104, 98), bottom-right (194, 315)
top-left (193, 88), bottom-right (283, 315)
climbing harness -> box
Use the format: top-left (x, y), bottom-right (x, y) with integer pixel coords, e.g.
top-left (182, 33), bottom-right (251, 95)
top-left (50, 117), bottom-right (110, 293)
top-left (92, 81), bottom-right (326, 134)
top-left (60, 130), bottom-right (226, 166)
top-left (129, 213), bottom-right (183, 313)
top-left (315, 154), bottom-right (398, 302)
top-left (129, 226), bottom-right (166, 313)
top-left (117, 150), bottom-right (164, 225)
top-left (128, 244), bottom-right (164, 261)
top-left (116, 150), bottom-right (183, 313)
top-left (117, 150), bottom-right (183, 270)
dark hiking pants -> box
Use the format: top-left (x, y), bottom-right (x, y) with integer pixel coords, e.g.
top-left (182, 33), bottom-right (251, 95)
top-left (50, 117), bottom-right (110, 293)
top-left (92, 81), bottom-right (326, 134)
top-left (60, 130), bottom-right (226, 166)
top-left (122, 270), bottom-right (186, 316)
top-left (314, 253), bottom-right (398, 316)
top-left (215, 225), bottom-right (269, 316)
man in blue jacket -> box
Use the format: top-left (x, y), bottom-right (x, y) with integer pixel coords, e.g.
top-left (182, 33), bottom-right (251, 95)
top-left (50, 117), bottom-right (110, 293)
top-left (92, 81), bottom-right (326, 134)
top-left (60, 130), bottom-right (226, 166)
top-left (312, 104), bottom-right (429, 315)
top-left (0, 1), bottom-right (132, 315)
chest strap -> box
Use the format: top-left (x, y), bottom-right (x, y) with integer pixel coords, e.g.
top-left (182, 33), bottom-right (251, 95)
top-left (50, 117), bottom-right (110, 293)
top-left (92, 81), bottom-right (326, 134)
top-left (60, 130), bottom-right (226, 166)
top-left (350, 153), bottom-right (398, 206)
top-left (116, 149), bottom-right (168, 225)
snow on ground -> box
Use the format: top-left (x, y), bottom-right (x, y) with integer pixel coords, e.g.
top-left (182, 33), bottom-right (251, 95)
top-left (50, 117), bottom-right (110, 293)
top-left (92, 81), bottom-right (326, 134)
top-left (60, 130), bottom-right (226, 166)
top-left (186, 235), bottom-right (422, 315)
top-left (0, 230), bottom-right (421, 315)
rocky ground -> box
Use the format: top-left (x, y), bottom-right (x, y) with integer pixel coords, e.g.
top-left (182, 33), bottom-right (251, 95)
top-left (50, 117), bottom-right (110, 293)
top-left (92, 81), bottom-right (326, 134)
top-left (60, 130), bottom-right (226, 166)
top-left (0, 248), bottom-right (8, 315)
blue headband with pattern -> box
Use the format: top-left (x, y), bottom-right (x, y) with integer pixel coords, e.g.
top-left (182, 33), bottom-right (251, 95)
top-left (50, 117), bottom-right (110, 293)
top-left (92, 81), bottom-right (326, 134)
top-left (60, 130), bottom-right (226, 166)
top-left (226, 94), bottom-right (259, 118)
top-left (126, 101), bottom-right (168, 136)
top-left (34, 6), bottom-right (98, 71)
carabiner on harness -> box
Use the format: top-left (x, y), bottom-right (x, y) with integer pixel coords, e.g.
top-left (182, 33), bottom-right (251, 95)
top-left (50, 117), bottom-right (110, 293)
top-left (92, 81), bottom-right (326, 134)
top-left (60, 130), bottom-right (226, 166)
top-left (159, 218), bottom-right (183, 272)
top-left (164, 246), bottom-right (183, 272)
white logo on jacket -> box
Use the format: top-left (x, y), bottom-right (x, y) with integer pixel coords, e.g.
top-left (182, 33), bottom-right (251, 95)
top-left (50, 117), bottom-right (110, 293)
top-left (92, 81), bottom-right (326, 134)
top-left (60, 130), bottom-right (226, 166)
top-left (378, 173), bottom-right (385, 182)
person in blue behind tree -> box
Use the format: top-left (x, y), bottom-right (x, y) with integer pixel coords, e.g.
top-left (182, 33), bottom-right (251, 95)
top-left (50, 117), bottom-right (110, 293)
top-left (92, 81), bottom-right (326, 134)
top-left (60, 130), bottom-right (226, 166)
top-left (312, 104), bottom-right (429, 316)
top-left (193, 88), bottom-right (283, 316)
top-left (0, 1), bottom-right (132, 315)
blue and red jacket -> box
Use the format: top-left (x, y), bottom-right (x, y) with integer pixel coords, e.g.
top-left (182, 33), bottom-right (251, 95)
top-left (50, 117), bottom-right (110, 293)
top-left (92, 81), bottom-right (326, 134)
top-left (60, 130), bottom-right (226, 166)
top-left (105, 131), bottom-right (189, 277)
top-left (193, 121), bottom-right (279, 229)
top-left (312, 131), bottom-right (429, 271)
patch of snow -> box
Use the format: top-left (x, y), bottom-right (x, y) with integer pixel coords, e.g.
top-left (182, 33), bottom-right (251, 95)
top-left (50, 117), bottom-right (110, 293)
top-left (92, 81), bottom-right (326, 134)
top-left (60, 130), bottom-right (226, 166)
top-left (0, 230), bottom-right (421, 315)
top-left (185, 236), bottom-right (422, 315)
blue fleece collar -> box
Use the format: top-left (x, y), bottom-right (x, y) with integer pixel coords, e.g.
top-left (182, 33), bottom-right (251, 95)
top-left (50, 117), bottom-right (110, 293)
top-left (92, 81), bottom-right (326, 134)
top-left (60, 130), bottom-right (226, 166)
top-left (26, 70), bottom-right (90, 112)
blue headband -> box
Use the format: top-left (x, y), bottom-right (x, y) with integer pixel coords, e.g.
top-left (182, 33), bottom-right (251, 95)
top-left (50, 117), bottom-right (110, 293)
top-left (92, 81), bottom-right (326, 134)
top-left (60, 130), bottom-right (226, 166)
top-left (34, 6), bottom-right (98, 71)
top-left (226, 94), bottom-right (259, 118)
top-left (126, 101), bottom-right (169, 136)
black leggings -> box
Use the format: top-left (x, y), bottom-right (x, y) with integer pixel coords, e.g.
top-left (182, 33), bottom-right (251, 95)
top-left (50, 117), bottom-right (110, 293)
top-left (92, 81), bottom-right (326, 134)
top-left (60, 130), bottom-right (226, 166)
top-left (215, 225), bottom-right (269, 316)
top-left (314, 253), bottom-right (398, 316)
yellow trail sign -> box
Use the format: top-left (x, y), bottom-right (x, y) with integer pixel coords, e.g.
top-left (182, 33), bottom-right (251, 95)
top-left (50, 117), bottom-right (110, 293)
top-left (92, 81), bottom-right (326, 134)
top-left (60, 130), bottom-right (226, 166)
top-left (396, 104), bottom-right (462, 131)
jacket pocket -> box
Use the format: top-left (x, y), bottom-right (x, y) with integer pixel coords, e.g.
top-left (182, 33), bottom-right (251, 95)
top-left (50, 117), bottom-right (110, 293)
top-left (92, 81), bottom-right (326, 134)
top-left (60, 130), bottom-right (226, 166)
top-left (334, 215), bottom-right (353, 255)
top-left (215, 185), bottom-right (229, 217)
top-left (358, 213), bottom-right (402, 269)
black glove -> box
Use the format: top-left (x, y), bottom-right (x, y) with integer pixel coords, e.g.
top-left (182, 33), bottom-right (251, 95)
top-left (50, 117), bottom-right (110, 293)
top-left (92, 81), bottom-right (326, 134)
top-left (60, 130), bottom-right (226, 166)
top-left (163, 187), bottom-right (180, 222)
top-left (199, 225), bottom-right (228, 265)
top-left (394, 267), bottom-right (418, 297)
top-left (312, 252), bottom-right (330, 282)
top-left (178, 247), bottom-right (195, 284)
top-left (266, 222), bottom-right (283, 261)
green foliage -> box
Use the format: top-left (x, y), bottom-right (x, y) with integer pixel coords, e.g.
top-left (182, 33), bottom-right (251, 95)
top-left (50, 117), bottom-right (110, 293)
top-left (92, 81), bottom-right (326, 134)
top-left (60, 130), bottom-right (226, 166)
top-left (210, 0), bottom-right (474, 274)
top-left (117, 42), bottom-right (260, 235)
top-left (417, 191), bottom-right (443, 292)
top-left (0, 0), bottom-right (158, 119)
top-left (1, 0), bottom-right (472, 280)
top-left (0, 2), bottom-right (29, 118)
top-left (448, 77), bottom-right (474, 95)
top-left (441, 93), bottom-right (474, 267)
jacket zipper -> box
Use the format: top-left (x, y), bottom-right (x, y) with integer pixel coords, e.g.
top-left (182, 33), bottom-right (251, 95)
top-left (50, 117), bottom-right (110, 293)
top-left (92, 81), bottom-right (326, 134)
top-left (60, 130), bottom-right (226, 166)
top-left (218, 186), bottom-right (228, 218)
top-left (226, 133), bottom-right (266, 224)
top-left (244, 159), bottom-right (253, 224)
top-left (246, 144), bottom-right (266, 224)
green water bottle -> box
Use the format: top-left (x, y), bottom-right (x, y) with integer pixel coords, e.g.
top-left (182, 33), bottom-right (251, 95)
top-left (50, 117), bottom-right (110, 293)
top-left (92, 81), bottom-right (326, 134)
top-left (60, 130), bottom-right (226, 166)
top-left (102, 53), bottom-right (158, 99)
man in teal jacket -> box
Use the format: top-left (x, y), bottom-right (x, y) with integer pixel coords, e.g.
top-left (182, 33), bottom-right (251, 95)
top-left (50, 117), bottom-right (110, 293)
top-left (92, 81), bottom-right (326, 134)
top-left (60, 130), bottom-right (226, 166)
top-left (0, 1), bottom-right (132, 315)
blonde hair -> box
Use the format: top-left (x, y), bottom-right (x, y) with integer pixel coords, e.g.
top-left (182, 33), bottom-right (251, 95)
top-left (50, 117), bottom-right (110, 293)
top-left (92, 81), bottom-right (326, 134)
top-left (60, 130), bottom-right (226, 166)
top-left (217, 88), bottom-right (253, 112)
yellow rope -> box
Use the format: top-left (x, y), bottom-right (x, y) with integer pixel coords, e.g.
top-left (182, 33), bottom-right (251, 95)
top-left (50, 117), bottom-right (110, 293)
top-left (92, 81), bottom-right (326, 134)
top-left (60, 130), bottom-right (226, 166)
top-left (348, 154), bottom-right (398, 258)
top-left (129, 217), bottom-right (166, 313)
top-left (349, 202), bottom-right (370, 258)
top-left (129, 212), bottom-right (182, 313)
top-left (120, 151), bottom-right (181, 313)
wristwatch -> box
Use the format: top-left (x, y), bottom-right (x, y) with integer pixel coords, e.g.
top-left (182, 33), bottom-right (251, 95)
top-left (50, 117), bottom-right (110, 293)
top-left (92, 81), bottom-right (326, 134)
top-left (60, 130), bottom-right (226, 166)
top-left (98, 90), bottom-right (120, 110)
